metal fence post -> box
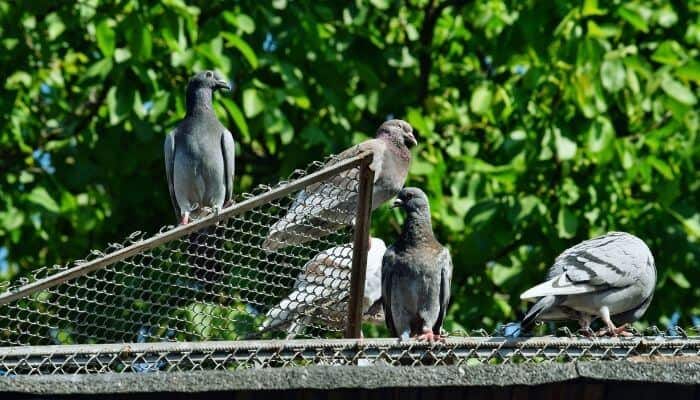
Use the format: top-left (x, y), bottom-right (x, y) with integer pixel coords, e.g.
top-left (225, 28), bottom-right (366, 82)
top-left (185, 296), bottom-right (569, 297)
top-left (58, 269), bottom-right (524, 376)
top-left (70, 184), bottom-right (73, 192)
top-left (345, 153), bottom-right (375, 338)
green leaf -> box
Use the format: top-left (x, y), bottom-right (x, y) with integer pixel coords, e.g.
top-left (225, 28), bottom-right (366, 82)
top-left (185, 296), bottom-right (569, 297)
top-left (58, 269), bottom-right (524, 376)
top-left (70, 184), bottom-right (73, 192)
top-left (600, 59), bottom-right (626, 92)
top-left (655, 6), bottom-right (678, 28)
top-left (45, 13), bottom-right (65, 40)
top-left (669, 272), bottom-right (690, 289)
top-left (557, 207), bottom-right (578, 239)
top-left (676, 61), bottom-right (700, 84)
top-left (555, 133), bottom-right (577, 161)
top-left (131, 26), bottom-right (153, 60)
top-left (114, 48), bottom-right (131, 63)
top-left (582, 0), bottom-right (606, 16)
top-left (586, 117), bottom-right (615, 163)
top-left (222, 33), bottom-right (258, 69)
top-left (236, 14), bottom-right (255, 34)
top-left (84, 57), bottom-right (113, 78)
top-left (470, 84), bottom-right (492, 115)
top-left (27, 187), bottom-right (60, 213)
top-left (651, 41), bottom-right (685, 66)
top-left (369, 0), bottom-right (389, 10)
top-left (661, 77), bottom-right (697, 105)
top-left (5, 71), bottom-right (31, 89)
top-left (406, 108), bottom-right (433, 138)
top-left (95, 20), bottom-right (115, 58)
top-left (0, 208), bottom-right (24, 231)
top-left (617, 5), bottom-right (649, 32)
top-left (242, 88), bottom-right (265, 118)
top-left (647, 156), bottom-right (674, 180)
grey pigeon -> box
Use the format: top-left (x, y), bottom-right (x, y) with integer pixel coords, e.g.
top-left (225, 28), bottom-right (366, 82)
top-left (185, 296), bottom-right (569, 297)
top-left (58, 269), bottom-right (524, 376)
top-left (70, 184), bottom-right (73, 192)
top-left (520, 232), bottom-right (656, 336)
top-left (262, 119), bottom-right (416, 250)
top-left (164, 70), bottom-right (234, 224)
top-left (261, 238), bottom-right (387, 338)
top-left (382, 188), bottom-right (453, 342)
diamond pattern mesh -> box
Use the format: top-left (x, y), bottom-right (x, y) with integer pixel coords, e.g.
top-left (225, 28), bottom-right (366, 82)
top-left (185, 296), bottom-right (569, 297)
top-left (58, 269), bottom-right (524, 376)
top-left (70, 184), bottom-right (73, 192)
top-left (0, 154), bottom-right (371, 346)
top-left (0, 335), bottom-right (699, 376)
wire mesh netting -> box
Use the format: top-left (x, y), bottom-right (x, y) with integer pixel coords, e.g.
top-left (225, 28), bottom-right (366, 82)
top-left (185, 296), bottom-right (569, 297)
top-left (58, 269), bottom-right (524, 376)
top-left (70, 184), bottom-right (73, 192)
top-left (0, 153), bottom-right (374, 346)
top-left (2, 335), bottom-right (700, 376)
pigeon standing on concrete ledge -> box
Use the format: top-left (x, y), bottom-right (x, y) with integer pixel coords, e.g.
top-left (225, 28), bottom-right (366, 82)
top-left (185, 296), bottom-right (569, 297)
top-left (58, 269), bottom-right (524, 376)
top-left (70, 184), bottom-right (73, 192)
top-left (382, 188), bottom-right (453, 342)
top-left (262, 119), bottom-right (416, 251)
top-left (520, 232), bottom-right (657, 336)
top-left (164, 71), bottom-right (235, 224)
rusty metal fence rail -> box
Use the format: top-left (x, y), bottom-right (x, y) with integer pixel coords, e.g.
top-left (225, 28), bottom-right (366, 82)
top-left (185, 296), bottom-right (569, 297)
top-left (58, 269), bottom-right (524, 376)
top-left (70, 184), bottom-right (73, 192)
top-left (0, 153), bottom-right (375, 346)
top-left (1, 336), bottom-right (699, 376)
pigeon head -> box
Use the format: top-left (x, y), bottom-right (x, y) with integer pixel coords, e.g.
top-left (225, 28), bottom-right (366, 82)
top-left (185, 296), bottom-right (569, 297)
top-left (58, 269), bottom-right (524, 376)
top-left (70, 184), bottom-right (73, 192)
top-left (186, 71), bottom-right (232, 115)
top-left (188, 70), bottom-right (232, 92)
top-left (392, 187), bottom-right (429, 213)
top-left (376, 119), bottom-right (417, 148)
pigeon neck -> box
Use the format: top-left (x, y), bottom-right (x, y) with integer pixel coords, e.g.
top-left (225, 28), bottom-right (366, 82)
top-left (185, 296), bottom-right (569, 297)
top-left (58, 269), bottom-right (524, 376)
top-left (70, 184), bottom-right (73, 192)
top-left (377, 133), bottom-right (410, 161)
top-left (186, 86), bottom-right (214, 117)
top-left (400, 209), bottom-right (435, 244)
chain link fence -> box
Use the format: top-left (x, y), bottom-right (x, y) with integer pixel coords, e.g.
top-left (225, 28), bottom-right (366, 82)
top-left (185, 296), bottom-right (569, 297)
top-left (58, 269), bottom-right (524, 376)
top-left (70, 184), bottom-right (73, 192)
top-left (0, 151), bottom-right (697, 379)
top-left (0, 153), bottom-right (374, 346)
top-left (1, 335), bottom-right (700, 376)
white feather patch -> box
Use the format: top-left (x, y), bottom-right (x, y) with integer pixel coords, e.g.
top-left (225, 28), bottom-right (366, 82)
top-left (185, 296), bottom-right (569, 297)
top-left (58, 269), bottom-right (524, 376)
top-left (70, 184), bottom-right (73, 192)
top-left (520, 274), bottom-right (598, 300)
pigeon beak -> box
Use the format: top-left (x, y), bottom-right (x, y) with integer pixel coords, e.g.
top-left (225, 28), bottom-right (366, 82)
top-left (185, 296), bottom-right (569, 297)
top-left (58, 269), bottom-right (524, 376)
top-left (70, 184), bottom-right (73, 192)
top-left (215, 79), bottom-right (233, 91)
top-left (392, 198), bottom-right (403, 208)
top-left (406, 132), bottom-right (417, 147)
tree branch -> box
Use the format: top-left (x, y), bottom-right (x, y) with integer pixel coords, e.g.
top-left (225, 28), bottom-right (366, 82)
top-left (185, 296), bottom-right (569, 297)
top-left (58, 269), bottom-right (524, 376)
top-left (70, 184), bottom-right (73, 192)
top-left (0, 85), bottom-right (109, 174)
top-left (417, 0), bottom-right (470, 103)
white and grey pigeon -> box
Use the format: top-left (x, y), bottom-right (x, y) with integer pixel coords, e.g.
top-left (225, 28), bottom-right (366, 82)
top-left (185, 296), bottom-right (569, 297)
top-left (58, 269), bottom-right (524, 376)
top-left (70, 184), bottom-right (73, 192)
top-left (520, 232), bottom-right (656, 336)
top-left (261, 238), bottom-right (387, 338)
top-left (262, 119), bottom-right (416, 251)
top-left (382, 188), bottom-right (453, 342)
top-left (164, 70), bottom-right (235, 224)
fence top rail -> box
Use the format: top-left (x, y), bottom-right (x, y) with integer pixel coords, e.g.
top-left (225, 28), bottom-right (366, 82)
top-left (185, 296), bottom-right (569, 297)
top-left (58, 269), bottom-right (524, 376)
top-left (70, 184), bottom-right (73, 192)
top-left (0, 152), bottom-right (373, 307)
top-left (1, 336), bottom-right (699, 357)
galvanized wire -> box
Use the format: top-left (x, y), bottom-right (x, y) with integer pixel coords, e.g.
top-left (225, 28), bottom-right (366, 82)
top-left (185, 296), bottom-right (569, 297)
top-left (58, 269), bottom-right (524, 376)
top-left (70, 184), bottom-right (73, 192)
top-left (1, 335), bottom-right (700, 376)
top-left (0, 154), bottom-right (371, 345)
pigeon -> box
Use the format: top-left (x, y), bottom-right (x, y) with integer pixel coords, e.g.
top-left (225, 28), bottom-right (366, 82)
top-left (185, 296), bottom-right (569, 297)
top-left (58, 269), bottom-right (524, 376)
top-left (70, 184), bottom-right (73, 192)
top-left (520, 232), bottom-right (657, 336)
top-left (164, 70), bottom-right (235, 225)
top-left (261, 238), bottom-right (387, 338)
top-left (262, 119), bottom-right (416, 251)
top-left (382, 188), bottom-right (453, 342)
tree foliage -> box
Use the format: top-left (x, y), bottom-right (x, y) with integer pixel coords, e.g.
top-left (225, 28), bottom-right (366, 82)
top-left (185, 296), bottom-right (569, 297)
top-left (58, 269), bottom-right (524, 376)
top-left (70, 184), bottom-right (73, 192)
top-left (0, 0), bottom-right (698, 332)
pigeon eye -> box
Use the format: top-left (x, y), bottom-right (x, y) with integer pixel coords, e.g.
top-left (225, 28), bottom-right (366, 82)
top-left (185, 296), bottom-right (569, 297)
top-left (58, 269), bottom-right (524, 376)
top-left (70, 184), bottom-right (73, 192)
top-left (205, 71), bottom-right (213, 78)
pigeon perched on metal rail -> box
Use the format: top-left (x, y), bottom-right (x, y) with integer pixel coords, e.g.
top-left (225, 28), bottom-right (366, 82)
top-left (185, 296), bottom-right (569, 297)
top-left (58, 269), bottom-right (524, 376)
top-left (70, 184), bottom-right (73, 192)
top-left (164, 70), bottom-right (235, 225)
top-left (261, 238), bottom-right (387, 338)
top-left (382, 188), bottom-right (453, 342)
top-left (262, 119), bottom-right (416, 251)
top-left (520, 232), bottom-right (656, 336)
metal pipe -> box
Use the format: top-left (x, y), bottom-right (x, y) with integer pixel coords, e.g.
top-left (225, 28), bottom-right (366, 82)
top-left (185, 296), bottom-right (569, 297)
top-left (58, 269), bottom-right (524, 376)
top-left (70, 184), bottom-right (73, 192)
top-left (1, 336), bottom-right (700, 357)
top-left (0, 153), bottom-right (374, 306)
top-left (345, 154), bottom-right (375, 338)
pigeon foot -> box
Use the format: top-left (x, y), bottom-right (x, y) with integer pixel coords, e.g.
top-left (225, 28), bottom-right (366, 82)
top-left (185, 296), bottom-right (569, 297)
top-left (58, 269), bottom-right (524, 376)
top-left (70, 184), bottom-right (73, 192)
top-left (596, 323), bottom-right (632, 337)
top-left (414, 331), bottom-right (445, 343)
top-left (179, 213), bottom-right (190, 225)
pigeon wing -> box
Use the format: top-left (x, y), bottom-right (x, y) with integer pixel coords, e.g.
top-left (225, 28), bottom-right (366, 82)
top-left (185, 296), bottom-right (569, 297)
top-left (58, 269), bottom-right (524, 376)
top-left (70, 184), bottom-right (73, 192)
top-left (163, 129), bottom-right (180, 220)
top-left (433, 247), bottom-right (453, 333)
top-left (381, 246), bottom-right (398, 337)
top-left (521, 233), bottom-right (644, 300)
top-left (263, 140), bottom-right (386, 250)
top-left (220, 128), bottom-right (236, 204)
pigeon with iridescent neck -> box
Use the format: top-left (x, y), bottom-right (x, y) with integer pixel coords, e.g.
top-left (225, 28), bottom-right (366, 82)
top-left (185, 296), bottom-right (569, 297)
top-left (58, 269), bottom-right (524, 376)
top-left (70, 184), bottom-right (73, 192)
top-left (262, 119), bottom-right (416, 250)
top-left (382, 187), bottom-right (452, 342)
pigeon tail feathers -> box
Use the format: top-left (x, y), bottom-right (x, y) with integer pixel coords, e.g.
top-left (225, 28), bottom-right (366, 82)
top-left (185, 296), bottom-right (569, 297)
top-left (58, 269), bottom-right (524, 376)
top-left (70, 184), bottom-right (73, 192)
top-left (520, 274), bottom-right (597, 300)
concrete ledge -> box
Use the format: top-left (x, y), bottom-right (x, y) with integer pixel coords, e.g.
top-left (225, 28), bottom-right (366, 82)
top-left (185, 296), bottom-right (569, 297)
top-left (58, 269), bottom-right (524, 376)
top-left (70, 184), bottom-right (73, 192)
top-left (0, 361), bottom-right (699, 395)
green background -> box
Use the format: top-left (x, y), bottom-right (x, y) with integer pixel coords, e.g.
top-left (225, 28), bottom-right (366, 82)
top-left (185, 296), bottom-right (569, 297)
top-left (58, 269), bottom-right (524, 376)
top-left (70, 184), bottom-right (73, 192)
top-left (1, 0), bottom-right (698, 334)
